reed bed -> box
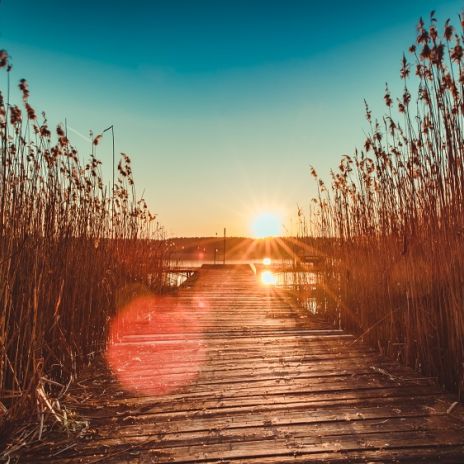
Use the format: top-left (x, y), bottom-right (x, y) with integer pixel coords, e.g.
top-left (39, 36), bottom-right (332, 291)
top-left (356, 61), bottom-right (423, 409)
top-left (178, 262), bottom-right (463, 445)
top-left (308, 12), bottom-right (464, 398)
top-left (0, 50), bottom-right (169, 449)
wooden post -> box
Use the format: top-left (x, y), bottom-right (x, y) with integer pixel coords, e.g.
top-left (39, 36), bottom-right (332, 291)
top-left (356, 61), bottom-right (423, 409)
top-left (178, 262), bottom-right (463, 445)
top-left (223, 228), bottom-right (226, 265)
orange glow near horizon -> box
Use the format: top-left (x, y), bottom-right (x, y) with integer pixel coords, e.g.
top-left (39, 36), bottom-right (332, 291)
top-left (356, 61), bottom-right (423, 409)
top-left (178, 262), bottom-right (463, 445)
top-left (250, 212), bottom-right (282, 238)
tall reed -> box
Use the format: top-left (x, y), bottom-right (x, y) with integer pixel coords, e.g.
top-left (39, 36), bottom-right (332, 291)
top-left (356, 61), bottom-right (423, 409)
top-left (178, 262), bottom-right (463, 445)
top-left (0, 50), bottom-right (169, 443)
top-left (310, 12), bottom-right (464, 397)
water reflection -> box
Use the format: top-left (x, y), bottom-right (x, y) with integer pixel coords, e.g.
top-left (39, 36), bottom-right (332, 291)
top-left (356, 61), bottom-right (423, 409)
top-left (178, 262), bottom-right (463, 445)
top-left (266, 270), bottom-right (325, 316)
top-left (147, 271), bottom-right (190, 289)
top-left (274, 271), bottom-right (317, 287)
top-left (261, 270), bottom-right (278, 285)
top-left (163, 272), bottom-right (189, 288)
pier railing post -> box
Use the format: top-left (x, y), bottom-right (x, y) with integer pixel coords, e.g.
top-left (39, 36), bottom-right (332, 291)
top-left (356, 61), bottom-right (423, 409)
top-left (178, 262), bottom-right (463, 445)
top-left (223, 227), bottom-right (226, 265)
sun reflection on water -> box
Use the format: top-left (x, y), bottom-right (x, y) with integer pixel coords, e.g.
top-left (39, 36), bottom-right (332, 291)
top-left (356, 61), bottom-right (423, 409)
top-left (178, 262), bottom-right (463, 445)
top-left (261, 270), bottom-right (278, 285)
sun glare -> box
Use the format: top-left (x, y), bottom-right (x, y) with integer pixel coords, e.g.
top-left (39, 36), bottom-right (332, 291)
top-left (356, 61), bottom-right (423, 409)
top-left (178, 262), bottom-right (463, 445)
top-left (263, 257), bottom-right (272, 265)
top-left (250, 212), bottom-right (282, 238)
top-left (261, 270), bottom-right (278, 285)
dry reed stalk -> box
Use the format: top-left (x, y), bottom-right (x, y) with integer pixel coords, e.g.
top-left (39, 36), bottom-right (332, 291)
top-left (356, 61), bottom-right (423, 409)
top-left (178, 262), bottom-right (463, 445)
top-left (0, 50), bottom-right (171, 454)
top-left (309, 11), bottom-right (464, 398)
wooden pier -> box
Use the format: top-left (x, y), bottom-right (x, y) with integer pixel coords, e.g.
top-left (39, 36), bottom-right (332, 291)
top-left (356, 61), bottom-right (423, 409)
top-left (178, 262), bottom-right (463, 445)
top-left (25, 265), bottom-right (464, 463)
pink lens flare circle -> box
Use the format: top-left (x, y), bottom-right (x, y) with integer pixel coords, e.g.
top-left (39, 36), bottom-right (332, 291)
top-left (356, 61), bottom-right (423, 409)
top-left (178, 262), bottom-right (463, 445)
top-left (106, 294), bottom-right (208, 396)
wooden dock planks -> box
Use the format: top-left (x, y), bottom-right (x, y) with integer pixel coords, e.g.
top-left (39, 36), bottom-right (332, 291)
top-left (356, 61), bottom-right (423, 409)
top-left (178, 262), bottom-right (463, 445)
top-left (24, 266), bottom-right (464, 463)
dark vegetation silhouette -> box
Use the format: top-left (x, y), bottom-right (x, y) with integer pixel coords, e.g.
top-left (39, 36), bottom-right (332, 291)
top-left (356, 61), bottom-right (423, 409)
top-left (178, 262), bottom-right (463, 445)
top-left (0, 50), bottom-right (169, 450)
top-left (310, 11), bottom-right (464, 398)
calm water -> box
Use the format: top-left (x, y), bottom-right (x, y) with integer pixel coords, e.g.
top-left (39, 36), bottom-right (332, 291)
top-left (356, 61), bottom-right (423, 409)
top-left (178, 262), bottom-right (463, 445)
top-left (162, 259), bottom-right (324, 315)
top-left (273, 271), bottom-right (321, 314)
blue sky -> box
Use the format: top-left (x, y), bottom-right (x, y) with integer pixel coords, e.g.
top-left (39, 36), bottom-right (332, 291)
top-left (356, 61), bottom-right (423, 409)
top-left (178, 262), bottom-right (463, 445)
top-left (1, 0), bottom-right (461, 235)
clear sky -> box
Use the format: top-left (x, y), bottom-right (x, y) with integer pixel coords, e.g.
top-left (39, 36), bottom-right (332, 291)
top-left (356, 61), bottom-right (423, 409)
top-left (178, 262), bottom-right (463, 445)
top-left (0, 0), bottom-right (461, 236)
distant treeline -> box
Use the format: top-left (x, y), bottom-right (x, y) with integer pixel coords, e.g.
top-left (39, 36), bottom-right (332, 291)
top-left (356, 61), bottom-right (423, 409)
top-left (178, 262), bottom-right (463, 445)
top-left (165, 236), bottom-right (321, 261)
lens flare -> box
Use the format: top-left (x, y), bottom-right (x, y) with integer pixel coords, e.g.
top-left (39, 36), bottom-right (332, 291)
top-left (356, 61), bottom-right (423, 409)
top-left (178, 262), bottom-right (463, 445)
top-left (262, 257), bottom-right (272, 266)
top-left (261, 270), bottom-right (277, 285)
top-left (106, 294), bottom-right (207, 396)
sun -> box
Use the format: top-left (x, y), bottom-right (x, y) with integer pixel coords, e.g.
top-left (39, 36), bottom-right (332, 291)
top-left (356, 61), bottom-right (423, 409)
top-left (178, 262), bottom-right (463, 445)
top-left (250, 212), bottom-right (282, 238)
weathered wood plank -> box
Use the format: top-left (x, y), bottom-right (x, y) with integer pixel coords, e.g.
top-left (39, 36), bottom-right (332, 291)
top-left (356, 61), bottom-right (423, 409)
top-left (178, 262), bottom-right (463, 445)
top-left (21, 266), bottom-right (464, 463)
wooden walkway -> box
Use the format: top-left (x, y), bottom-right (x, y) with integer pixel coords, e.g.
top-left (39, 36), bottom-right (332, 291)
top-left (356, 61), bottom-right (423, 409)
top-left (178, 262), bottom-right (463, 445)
top-left (27, 266), bottom-right (464, 463)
